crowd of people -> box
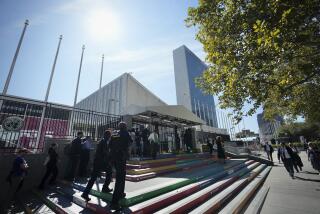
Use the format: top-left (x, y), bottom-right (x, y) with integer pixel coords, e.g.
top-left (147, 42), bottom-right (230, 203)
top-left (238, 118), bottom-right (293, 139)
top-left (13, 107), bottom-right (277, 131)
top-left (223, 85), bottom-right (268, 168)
top-left (263, 140), bottom-right (320, 179)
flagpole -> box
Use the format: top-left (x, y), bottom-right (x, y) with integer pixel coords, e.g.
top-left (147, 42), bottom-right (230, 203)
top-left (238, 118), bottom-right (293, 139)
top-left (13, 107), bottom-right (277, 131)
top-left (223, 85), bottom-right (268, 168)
top-left (95, 54), bottom-right (104, 140)
top-left (45, 35), bottom-right (63, 102)
top-left (3, 20), bottom-right (29, 95)
top-left (69, 45), bottom-right (85, 137)
top-left (99, 54), bottom-right (104, 90)
top-left (35, 35), bottom-right (63, 152)
top-left (74, 45), bottom-right (85, 107)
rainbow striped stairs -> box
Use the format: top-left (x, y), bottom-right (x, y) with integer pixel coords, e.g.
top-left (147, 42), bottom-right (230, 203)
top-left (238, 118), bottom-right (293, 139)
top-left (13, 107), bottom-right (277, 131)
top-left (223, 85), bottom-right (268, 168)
top-left (19, 153), bottom-right (271, 214)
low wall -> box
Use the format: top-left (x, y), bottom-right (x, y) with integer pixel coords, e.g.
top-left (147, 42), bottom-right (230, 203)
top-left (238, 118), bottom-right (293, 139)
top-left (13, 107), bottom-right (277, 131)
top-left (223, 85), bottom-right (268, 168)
top-left (0, 138), bottom-right (97, 202)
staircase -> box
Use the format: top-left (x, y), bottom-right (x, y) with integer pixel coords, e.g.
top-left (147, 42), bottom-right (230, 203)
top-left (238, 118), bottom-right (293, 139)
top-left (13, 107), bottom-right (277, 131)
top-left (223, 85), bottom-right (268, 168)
top-left (15, 153), bottom-right (271, 213)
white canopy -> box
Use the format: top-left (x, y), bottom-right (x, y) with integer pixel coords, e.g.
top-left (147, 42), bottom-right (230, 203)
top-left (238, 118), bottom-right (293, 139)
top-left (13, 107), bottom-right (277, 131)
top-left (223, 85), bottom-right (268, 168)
top-left (126, 104), bottom-right (205, 126)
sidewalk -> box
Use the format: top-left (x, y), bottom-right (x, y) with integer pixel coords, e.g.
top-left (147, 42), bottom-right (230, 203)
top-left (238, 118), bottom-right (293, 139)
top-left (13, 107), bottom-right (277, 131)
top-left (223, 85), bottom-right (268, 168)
top-left (261, 152), bottom-right (320, 214)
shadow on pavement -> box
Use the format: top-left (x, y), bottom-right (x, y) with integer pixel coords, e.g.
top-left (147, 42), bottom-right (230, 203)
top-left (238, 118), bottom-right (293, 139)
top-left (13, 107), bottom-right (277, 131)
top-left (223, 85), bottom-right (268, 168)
top-left (295, 176), bottom-right (320, 183)
top-left (300, 171), bottom-right (320, 175)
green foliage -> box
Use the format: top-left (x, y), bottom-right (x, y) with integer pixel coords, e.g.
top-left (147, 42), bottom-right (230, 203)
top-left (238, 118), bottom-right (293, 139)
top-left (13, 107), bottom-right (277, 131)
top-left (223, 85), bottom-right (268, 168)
top-left (186, 0), bottom-right (320, 122)
top-left (271, 141), bottom-right (320, 148)
top-left (279, 121), bottom-right (320, 140)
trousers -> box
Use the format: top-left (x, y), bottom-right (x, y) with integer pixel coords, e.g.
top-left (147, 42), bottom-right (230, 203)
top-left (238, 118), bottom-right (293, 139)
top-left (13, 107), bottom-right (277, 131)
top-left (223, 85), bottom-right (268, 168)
top-left (39, 164), bottom-right (58, 187)
top-left (111, 158), bottom-right (126, 205)
top-left (83, 161), bottom-right (112, 195)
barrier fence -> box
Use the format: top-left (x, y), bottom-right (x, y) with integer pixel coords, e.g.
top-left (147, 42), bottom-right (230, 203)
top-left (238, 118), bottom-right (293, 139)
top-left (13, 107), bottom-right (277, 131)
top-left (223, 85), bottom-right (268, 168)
top-left (0, 95), bottom-right (122, 153)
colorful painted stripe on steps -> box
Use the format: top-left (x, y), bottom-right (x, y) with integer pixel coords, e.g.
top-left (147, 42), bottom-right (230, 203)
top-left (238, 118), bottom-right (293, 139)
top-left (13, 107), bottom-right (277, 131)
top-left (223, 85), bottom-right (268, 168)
top-left (219, 166), bottom-right (271, 214)
top-left (129, 161), bottom-right (256, 213)
top-left (60, 159), bottom-right (250, 208)
top-left (189, 164), bottom-right (267, 214)
top-left (126, 159), bottom-right (218, 181)
top-left (154, 162), bottom-right (261, 214)
top-left (127, 159), bottom-right (214, 175)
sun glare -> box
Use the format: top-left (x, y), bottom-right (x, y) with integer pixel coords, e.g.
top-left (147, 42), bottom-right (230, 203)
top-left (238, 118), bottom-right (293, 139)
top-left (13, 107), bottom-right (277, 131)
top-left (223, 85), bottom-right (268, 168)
top-left (85, 9), bottom-right (121, 42)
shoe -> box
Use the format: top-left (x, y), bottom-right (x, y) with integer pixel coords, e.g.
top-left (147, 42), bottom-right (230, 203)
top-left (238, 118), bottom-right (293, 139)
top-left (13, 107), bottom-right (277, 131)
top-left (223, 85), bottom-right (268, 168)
top-left (110, 203), bottom-right (121, 211)
top-left (102, 186), bottom-right (113, 193)
top-left (81, 193), bottom-right (91, 202)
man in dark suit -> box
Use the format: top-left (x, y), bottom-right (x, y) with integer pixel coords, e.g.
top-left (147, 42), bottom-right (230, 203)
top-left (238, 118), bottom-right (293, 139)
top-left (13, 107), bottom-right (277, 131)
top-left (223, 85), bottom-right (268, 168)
top-left (65, 131), bottom-right (83, 181)
top-left (110, 122), bottom-right (132, 210)
top-left (278, 142), bottom-right (295, 178)
top-left (81, 130), bottom-right (113, 201)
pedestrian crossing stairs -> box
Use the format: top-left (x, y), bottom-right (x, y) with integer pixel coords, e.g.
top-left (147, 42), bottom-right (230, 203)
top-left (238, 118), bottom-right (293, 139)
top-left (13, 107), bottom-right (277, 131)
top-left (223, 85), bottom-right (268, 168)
top-left (14, 155), bottom-right (271, 214)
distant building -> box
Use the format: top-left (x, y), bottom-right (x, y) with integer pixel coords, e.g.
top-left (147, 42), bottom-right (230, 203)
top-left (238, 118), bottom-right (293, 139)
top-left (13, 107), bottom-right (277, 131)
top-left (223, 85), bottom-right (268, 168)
top-left (235, 129), bottom-right (259, 139)
top-left (173, 45), bottom-right (218, 128)
top-left (257, 112), bottom-right (284, 142)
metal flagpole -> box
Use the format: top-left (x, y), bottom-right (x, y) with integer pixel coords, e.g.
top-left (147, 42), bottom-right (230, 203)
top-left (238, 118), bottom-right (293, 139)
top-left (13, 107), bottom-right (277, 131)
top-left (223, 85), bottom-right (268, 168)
top-left (45, 35), bottom-right (63, 102)
top-left (96, 54), bottom-right (104, 140)
top-left (35, 35), bottom-right (63, 151)
top-left (74, 45), bottom-right (85, 107)
top-left (3, 20), bottom-right (29, 95)
top-left (99, 54), bottom-right (104, 89)
top-left (69, 45), bottom-right (85, 137)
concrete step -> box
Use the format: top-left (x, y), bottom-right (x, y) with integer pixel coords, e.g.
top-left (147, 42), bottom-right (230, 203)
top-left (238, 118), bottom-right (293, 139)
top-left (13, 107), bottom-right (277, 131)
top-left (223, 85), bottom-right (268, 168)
top-left (23, 196), bottom-right (55, 214)
top-left (189, 164), bottom-right (267, 214)
top-left (126, 159), bottom-right (217, 181)
top-left (62, 160), bottom-right (249, 207)
top-left (54, 185), bottom-right (112, 214)
top-left (32, 189), bottom-right (94, 214)
top-left (244, 186), bottom-right (270, 214)
top-left (219, 166), bottom-right (272, 214)
top-left (155, 162), bottom-right (261, 214)
top-left (128, 160), bottom-right (254, 213)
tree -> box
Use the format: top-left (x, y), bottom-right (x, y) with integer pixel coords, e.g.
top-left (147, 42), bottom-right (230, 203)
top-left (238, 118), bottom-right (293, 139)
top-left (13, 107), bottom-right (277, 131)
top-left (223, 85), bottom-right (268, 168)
top-left (186, 0), bottom-right (320, 122)
top-left (279, 121), bottom-right (320, 141)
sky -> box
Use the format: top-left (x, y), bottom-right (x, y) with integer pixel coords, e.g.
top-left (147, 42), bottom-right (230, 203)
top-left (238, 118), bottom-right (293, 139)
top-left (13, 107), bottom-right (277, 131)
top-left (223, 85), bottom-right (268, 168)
top-left (0, 0), bottom-right (262, 133)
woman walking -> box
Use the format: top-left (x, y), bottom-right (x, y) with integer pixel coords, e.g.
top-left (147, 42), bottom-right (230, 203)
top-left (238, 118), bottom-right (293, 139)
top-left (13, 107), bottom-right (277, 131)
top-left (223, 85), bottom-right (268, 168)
top-left (216, 136), bottom-right (226, 163)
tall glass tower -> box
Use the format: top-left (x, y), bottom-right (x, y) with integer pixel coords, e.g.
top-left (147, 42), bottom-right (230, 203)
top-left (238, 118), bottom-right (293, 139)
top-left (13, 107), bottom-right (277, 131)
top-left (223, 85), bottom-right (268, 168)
top-left (173, 45), bottom-right (218, 127)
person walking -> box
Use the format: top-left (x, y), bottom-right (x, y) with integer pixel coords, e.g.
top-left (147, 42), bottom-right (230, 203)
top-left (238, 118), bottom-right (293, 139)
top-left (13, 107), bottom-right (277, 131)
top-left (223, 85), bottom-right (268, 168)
top-left (64, 131), bottom-right (83, 181)
top-left (278, 142), bottom-right (295, 178)
top-left (207, 138), bottom-right (213, 155)
top-left (129, 129), bottom-right (136, 158)
top-left (288, 143), bottom-right (303, 172)
top-left (148, 129), bottom-right (159, 160)
top-left (308, 143), bottom-right (320, 174)
top-left (135, 128), bottom-right (142, 158)
top-left (2, 148), bottom-right (29, 212)
top-left (264, 141), bottom-right (274, 162)
top-left (216, 136), bottom-right (226, 163)
top-left (110, 122), bottom-right (132, 211)
top-left (38, 143), bottom-right (58, 189)
top-left (81, 130), bottom-right (113, 201)
top-left (78, 136), bottom-right (92, 177)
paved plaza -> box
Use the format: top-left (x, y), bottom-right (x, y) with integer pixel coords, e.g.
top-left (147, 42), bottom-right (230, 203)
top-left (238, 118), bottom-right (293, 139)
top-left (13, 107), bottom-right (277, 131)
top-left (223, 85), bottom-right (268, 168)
top-left (262, 152), bottom-right (320, 214)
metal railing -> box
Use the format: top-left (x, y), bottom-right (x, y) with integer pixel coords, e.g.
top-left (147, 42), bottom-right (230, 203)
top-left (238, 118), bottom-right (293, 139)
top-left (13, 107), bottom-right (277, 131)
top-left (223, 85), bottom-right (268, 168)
top-left (0, 95), bottom-right (122, 153)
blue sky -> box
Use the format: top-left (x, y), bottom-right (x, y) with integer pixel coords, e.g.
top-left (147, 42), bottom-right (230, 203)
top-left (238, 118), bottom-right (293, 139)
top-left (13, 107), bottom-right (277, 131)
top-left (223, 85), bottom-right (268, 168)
top-left (0, 0), bottom-right (261, 132)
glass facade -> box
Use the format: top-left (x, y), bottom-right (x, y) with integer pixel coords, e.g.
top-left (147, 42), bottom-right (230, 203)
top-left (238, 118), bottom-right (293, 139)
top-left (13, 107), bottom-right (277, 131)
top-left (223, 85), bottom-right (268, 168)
top-left (173, 45), bottom-right (218, 127)
top-left (257, 112), bottom-right (284, 141)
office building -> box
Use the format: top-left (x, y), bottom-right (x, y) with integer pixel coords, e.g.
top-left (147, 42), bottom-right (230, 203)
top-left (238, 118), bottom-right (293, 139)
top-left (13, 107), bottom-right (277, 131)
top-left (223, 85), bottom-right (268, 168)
top-left (257, 112), bottom-right (284, 142)
top-left (173, 45), bottom-right (218, 128)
